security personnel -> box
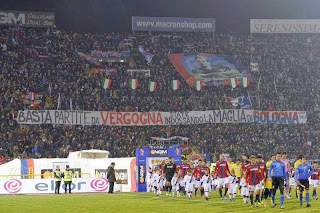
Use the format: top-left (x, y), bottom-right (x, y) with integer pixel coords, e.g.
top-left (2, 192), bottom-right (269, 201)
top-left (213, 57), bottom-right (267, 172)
top-left (53, 166), bottom-right (62, 194)
top-left (107, 162), bottom-right (116, 193)
top-left (63, 165), bottom-right (73, 194)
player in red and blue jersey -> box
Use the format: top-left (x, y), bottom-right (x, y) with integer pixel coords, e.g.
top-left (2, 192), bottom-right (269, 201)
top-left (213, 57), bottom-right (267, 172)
top-left (311, 162), bottom-right (320, 200)
top-left (241, 155), bottom-right (250, 177)
top-left (180, 159), bottom-right (191, 178)
top-left (257, 155), bottom-right (267, 202)
top-left (193, 159), bottom-right (205, 197)
top-left (214, 154), bottom-right (231, 199)
top-left (245, 156), bottom-right (264, 208)
top-left (179, 159), bottom-right (191, 195)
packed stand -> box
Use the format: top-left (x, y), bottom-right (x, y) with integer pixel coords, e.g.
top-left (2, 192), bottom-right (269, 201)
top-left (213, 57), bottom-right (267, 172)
top-left (0, 26), bottom-right (320, 163)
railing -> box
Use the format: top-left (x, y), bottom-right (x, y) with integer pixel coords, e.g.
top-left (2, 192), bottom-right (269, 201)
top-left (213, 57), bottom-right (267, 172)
top-left (0, 173), bottom-right (91, 179)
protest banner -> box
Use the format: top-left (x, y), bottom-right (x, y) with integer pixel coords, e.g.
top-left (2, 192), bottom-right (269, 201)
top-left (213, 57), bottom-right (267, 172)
top-left (16, 109), bottom-right (307, 126)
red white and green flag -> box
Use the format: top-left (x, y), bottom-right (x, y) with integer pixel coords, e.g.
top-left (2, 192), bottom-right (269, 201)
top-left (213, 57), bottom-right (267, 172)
top-left (194, 80), bottom-right (204, 91)
top-left (239, 77), bottom-right (249, 88)
top-left (29, 92), bottom-right (36, 101)
top-left (129, 79), bottom-right (138, 89)
top-left (102, 78), bottom-right (111, 89)
top-left (229, 78), bottom-right (239, 88)
top-left (148, 81), bottom-right (156, 92)
top-left (171, 80), bottom-right (179, 90)
top-left (221, 79), bottom-right (229, 86)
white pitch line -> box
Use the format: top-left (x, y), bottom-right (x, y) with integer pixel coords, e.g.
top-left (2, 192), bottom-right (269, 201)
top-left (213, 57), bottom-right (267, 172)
top-left (115, 193), bottom-right (228, 204)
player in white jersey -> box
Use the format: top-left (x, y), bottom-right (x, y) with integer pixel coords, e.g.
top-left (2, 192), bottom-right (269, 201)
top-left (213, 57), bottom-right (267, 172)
top-left (228, 171), bottom-right (239, 202)
top-left (146, 167), bottom-right (153, 192)
top-left (200, 169), bottom-right (212, 200)
top-left (152, 168), bottom-right (159, 194)
top-left (171, 172), bottom-right (181, 197)
top-left (153, 169), bottom-right (160, 195)
top-left (154, 169), bottom-right (165, 196)
top-left (151, 170), bottom-right (156, 194)
top-left (211, 168), bottom-right (217, 191)
top-left (184, 169), bottom-right (196, 198)
top-left (240, 176), bottom-right (249, 204)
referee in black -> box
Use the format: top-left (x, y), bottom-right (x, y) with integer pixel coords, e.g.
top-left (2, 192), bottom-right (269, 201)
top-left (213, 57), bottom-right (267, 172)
top-left (164, 156), bottom-right (176, 196)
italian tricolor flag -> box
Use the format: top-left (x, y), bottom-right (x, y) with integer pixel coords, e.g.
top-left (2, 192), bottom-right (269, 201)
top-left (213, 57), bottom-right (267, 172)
top-left (148, 81), bottom-right (156, 92)
top-left (229, 78), bottom-right (239, 88)
top-left (30, 92), bottom-right (36, 101)
top-left (239, 77), bottom-right (249, 88)
top-left (102, 78), bottom-right (111, 89)
top-left (194, 80), bottom-right (204, 91)
top-left (221, 79), bottom-right (230, 86)
top-left (171, 80), bottom-right (179, 90)
top-left (129, 79), bottom-right (138, 89)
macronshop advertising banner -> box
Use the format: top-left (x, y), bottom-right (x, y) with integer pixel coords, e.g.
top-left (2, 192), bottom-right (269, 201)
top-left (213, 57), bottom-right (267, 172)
top-left (132, 16), bottom-right (215, 32)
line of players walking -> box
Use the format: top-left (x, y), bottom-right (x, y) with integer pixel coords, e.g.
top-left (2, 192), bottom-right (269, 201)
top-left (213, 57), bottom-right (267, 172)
top-left (146, 153), bottom-right (320, 209)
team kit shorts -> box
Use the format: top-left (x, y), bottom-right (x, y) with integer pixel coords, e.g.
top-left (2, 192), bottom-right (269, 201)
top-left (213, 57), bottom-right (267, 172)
top-left (228, 183), bottom-right (238, 194)
top-left (217, 177), bottom-right (229, 187)
top-left (240, 186), bottom-right (249, 196)
top-left (272, 177), bottom-right (285, 190)
top-left (248, 184), bottom-right (260, 192)
top-left (311, 179), bottom-right (319, 188)
top-left (195, 180), bottom-right (201, 188)
top-left (202, 183), bottom-right (211, 192)
top-left (298, 179), bottom-right (309, 191)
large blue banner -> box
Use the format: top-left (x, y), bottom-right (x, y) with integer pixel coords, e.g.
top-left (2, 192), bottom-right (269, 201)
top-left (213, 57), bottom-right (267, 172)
top-left (132, 16), bottom-right (215, 32)
top-left (168, 53), bottom-right (251, 87)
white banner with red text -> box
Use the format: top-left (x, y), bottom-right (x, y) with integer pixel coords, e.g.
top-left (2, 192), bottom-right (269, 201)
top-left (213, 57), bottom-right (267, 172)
top-left (0, 158), bottom-right (136, 193)
top-left (16, 109), bottom-right (307, 125)
top-left (0, 178), bottom-right (112, 194)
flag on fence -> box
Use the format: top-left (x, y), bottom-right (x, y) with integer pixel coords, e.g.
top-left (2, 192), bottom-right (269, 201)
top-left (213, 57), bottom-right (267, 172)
top-left (30, 101), bottom-right (39, 107)
top-left (229, 78), bottom-right (239, 88)
top-left (148, 81), bottom-right (156, 92)
top-left (29, 92), bottom-right (36, 101)
top-left (70, 98), bottom-right (73, 110)
top-left (221, 79), bottom-right (230, 86)
top-left (223, 94), bottom-right (233, 103)
top-left (250, 62), bottom-right (259, 72)
top-left (171, 80), bottom-right (180, 90)
top-left (239, 77), bottom-right (249, 88)
top-left (57, 93), bottom-right (61, 110)
top-left (102, 78), bottom-right (111, 89)
top-left (45, 95), bottom-right (55, 108)
top-left (129, 79), bottom-right (138, 89)
top-left (194, 80), bottom-right (204, 91)
top-left (225, 96), bottom-right (252, 108)
top-left (138, 45), bottom-right (154, 63)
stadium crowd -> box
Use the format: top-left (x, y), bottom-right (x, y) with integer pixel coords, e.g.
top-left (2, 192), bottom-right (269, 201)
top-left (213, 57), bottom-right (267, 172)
top-left (0, 27), bottom-right (320, 164)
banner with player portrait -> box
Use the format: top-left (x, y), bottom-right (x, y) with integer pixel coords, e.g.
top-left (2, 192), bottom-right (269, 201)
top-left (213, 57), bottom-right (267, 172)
top-left (168, 53), bottom-right (251, 87)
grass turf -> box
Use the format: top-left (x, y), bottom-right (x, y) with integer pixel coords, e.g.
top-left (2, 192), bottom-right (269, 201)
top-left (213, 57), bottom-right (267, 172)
top-left (1, 190), bottom-right (320, 213)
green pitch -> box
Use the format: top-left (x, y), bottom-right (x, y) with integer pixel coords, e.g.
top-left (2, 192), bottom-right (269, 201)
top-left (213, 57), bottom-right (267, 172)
top-left (1, 190), bottom-right (320, 213)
